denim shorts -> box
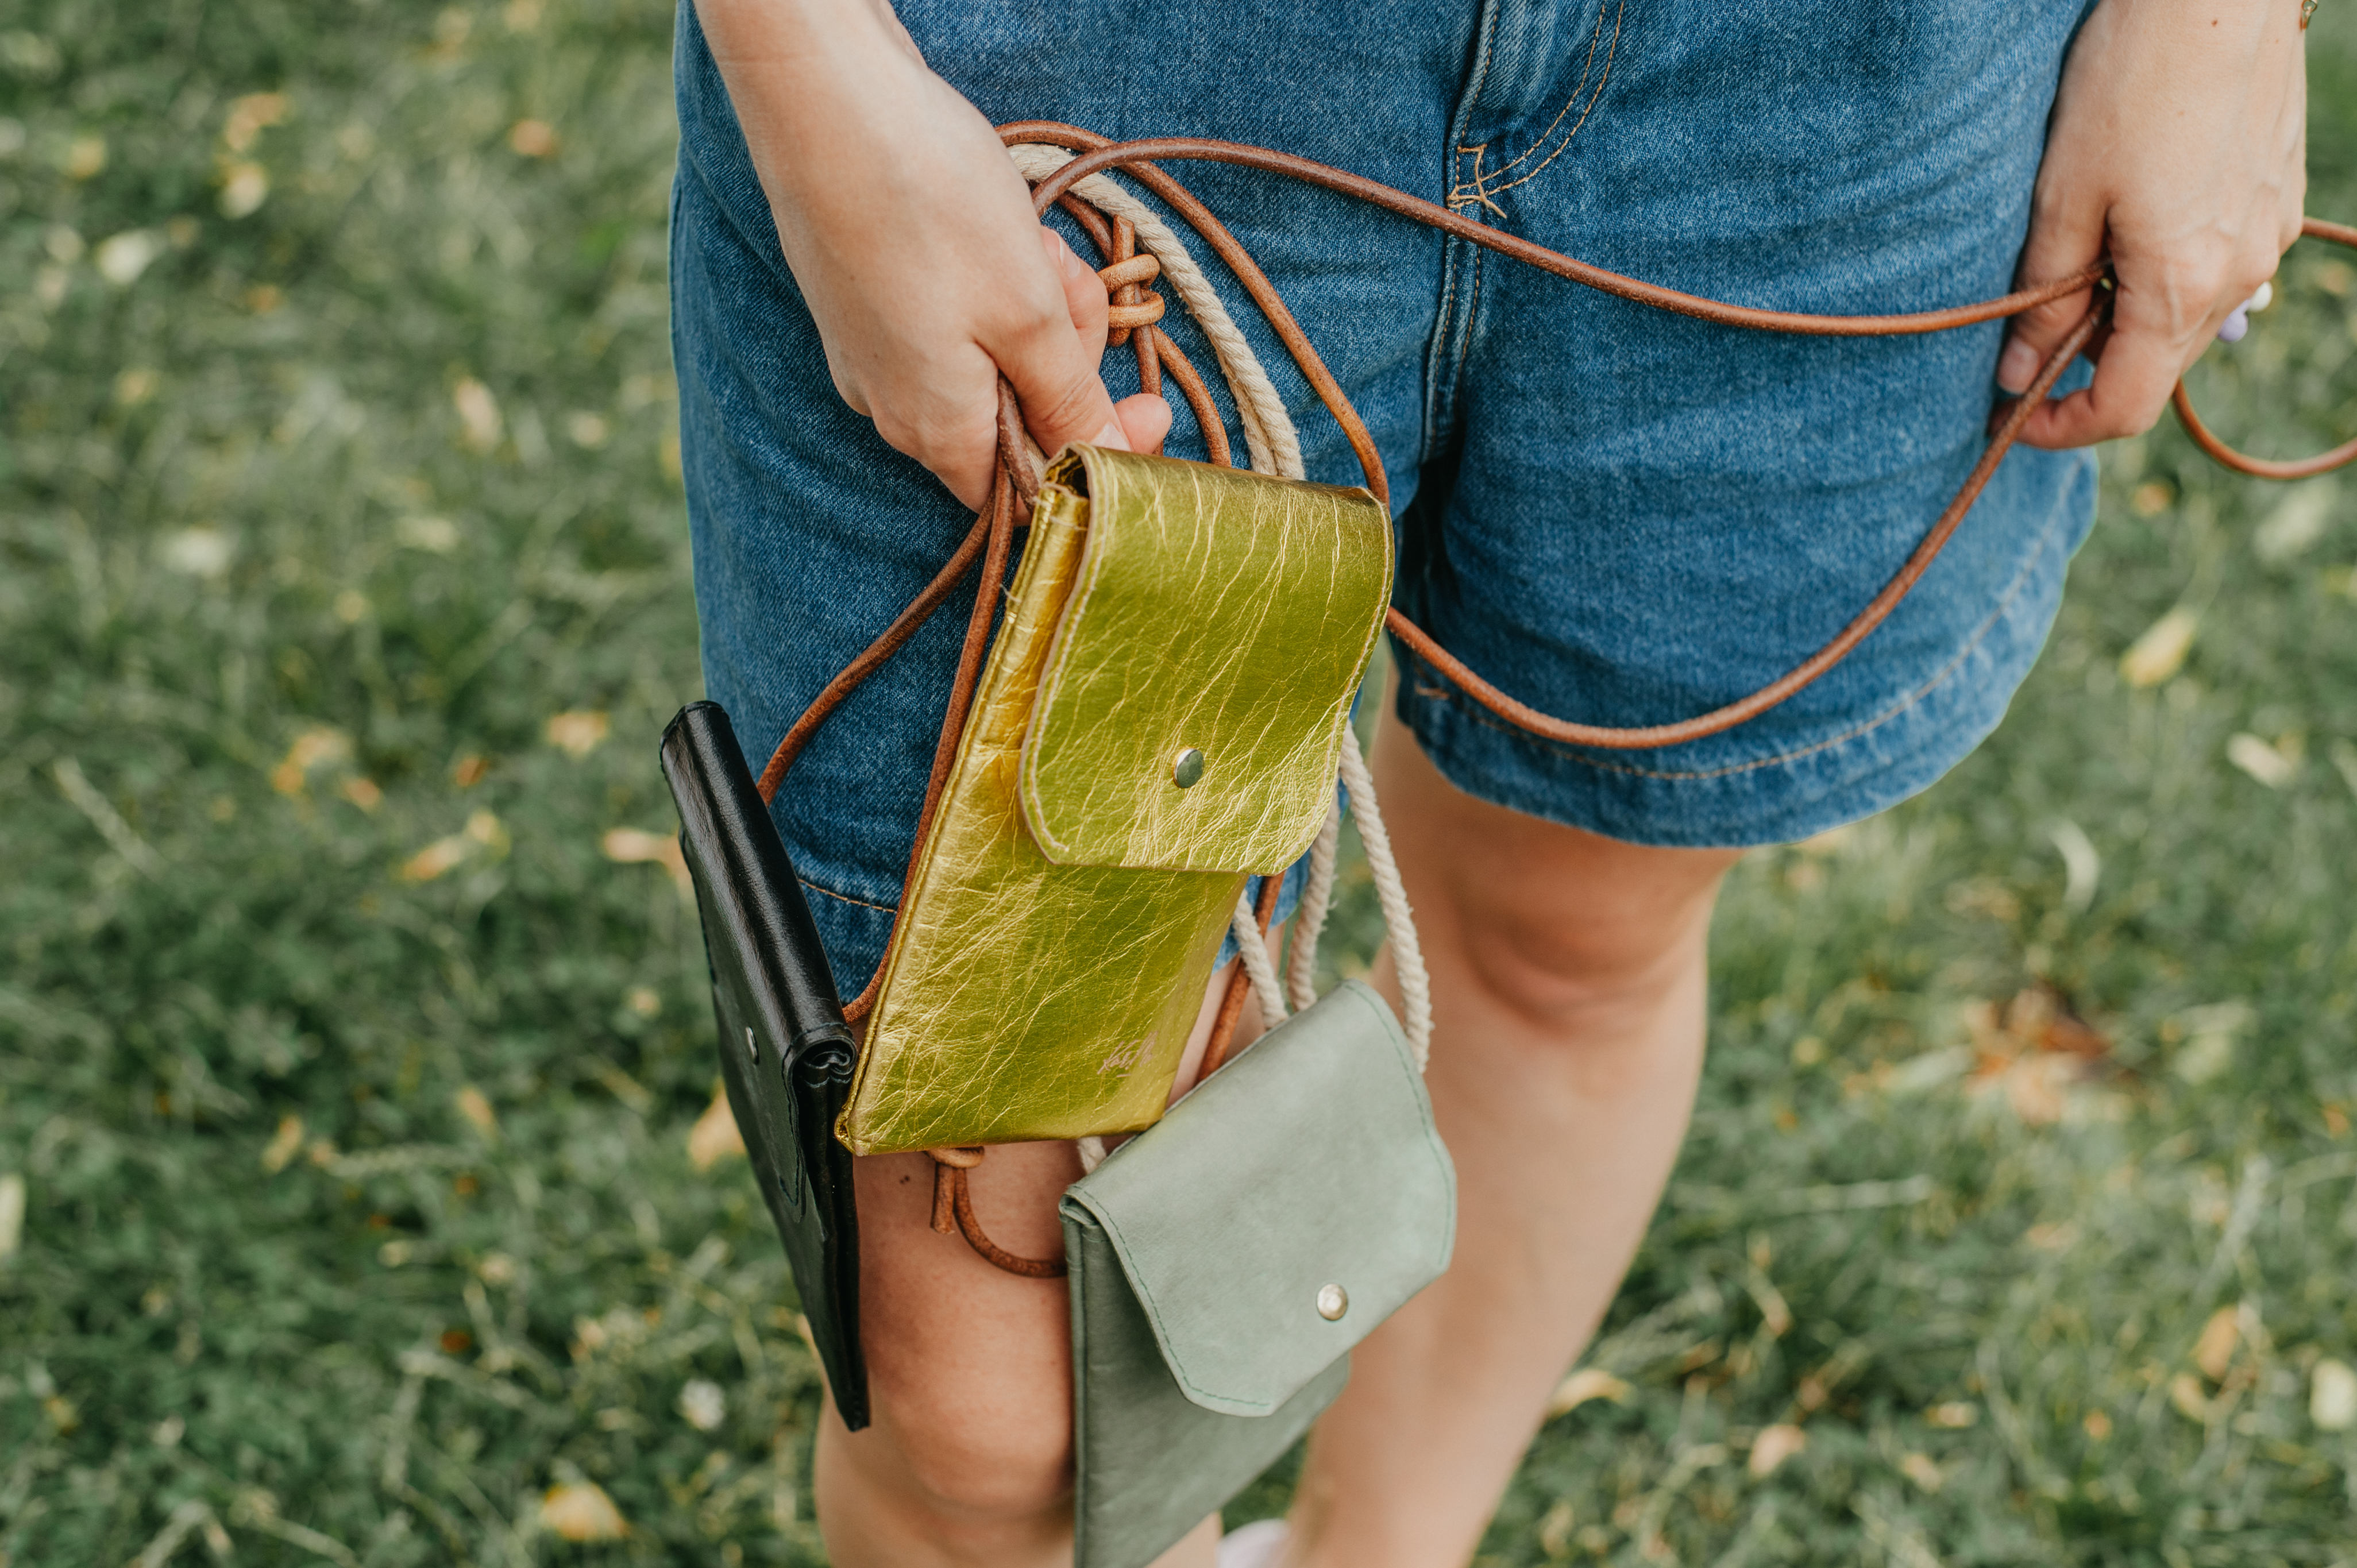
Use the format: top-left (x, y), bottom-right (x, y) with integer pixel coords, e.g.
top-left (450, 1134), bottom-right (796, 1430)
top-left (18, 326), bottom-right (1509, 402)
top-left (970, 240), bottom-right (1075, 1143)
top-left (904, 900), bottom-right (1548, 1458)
top-left (670, 0), bottom-right (2100, 995)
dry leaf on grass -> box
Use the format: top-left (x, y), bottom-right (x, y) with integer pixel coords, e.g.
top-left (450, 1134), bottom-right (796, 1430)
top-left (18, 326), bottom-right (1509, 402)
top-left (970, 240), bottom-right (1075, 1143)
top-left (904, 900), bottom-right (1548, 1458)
top-left (688, 1086), bottom-right (745, 1171)
top-left (2047, 819), bottom-right (2100, 912)
top-left (2312, 1360), bottom-right (2357, 1431)
top-left (604, 827), bottom-right (690, 892)
top-left (453, 377), bottom-right (503, 452)
top-left (399, 836), bottom-right (471, 883)
top-left (271, 727), bottom-right (351, 795)
top-left (1748, 1423), bottom-right (1806, 1477)
top-left (0, 1172), bottom-right (24, 1261)
top-left (1544, 1368), bottom-right (1630, 1418)
top-left (1965, 987), bottom-right (2113, 1125)
top-left (221, 91), bottom-right (289, 152)
top-left (219, 161), bottom-right (268, 219)
top-left (454, 1086), bottom-right (499, 1142)
top-left (2173, 1001), bottom-right (2252, 1086)
top-left (546, 710), bottom-right (609, 758)
top-left (260, 1115), bottom-right (304, 1174)
top-left (2120, 607), bottom-right (2197, 688)
top-left (2194, 1306), bottom-right (2242, 1381)
top-left (541, 1481), bottom-right (626, 1542)
top-left (678, 1378), bottom-right (725, 1432)
top-left (2227, 732), bottom-right (2297, 787)
top-left (508, 118), bottom-right (560, 157)
top-left (1537, 1500), bottom-right (1576, 1558)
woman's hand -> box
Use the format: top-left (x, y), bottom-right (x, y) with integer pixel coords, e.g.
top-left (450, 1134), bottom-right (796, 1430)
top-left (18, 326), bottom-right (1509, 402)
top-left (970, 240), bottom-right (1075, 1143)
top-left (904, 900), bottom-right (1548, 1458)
top-left (695, 0), bottom-right (1170, 509)
top-left (1999, 0), bottom-right (2306, 447)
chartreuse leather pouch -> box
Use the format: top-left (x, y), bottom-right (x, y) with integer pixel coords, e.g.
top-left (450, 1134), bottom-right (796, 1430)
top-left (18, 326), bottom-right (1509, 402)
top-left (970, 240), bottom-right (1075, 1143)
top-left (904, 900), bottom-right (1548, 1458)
top-left (1062, 978), bottom-right (1456, 1568)
top-left (839, 446), bottom-right (1391, 1155)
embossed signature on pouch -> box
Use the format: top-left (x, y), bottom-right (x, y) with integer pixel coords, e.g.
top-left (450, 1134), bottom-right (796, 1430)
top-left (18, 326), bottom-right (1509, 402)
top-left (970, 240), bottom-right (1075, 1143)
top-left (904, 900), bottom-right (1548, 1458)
top-left (1097, 1034), bottom-right (1152, 1076)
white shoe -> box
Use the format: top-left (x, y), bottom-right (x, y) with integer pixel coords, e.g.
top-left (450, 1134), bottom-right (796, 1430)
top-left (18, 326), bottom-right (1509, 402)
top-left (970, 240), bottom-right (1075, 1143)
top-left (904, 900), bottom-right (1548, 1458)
top-left (1218, 1519), bottom-right (1289, 1568)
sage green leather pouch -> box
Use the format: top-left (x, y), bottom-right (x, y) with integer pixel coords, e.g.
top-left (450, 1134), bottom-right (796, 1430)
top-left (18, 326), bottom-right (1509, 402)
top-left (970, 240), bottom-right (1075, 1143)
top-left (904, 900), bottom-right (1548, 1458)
top-left (1060, 979), bottom-right (1457, 1568)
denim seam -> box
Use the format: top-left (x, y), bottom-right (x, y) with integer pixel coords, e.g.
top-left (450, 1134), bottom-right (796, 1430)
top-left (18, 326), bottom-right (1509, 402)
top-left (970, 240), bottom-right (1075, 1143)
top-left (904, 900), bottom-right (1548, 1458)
top-left (1424, 250), bottom-right (1457, 460)
top-left (1424, 0), bottom-right (1505, 461)
top-left (1449, 0), bottom-right (1623, 208)
top-left (800, 878), bottom-right (897, 916)
top-left (1414, 482), bottom-right (2069, 784)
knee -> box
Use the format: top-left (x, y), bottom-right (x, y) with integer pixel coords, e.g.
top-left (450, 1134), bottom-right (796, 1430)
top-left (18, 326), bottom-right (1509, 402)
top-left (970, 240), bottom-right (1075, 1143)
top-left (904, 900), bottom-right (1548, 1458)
top-left (1460, 903), bottom-right (1691, 1025)
top-left (825, 1148), bottom-right (1084, 1543)
top-left (1438, 848), bottom-right (1741, 1056)
top-left (872, 1349), bottom-right (1073, 1525)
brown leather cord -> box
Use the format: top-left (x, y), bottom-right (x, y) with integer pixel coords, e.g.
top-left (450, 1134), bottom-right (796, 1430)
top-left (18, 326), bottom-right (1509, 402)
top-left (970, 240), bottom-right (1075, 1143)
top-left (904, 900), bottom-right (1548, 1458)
top-left (1386, 308), bottom-right (2102, 748)
top-left (1055, 197), bottom-right (1168, 416)
top-left (1000, 123), bottom-right (2356, 750)
top-left (1004, 123), bottom-right (1392, 507)
top-left (2171, 218), bottom-right (2357, 482)
top-left (754, 510), bottom-right (991, 804)
top-left (1146, 327), bottom-right (1231, 469)
top-left (925, 1145), bottom-right (1067, 1278)
top-left (995, 376), bottom-right (1042, 511)
top-left (1200, 870), bottom-right (1286, 1080)
top-left (1019, 128), bottom-right (2117, 343)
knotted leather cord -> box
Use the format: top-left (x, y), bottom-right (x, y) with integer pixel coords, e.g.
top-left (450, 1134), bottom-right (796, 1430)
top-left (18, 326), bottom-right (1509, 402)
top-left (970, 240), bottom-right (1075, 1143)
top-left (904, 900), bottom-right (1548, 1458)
top-left (751, 129), bottom-right (2356, 1277)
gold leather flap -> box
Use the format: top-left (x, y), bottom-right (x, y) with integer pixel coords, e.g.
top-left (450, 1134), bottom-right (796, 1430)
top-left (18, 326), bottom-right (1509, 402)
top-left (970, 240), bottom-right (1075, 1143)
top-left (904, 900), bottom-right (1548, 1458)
top-left (844, 482), bottom-right (1243, 1154)
top-left (1019, 446), bottom-right (1392, 875)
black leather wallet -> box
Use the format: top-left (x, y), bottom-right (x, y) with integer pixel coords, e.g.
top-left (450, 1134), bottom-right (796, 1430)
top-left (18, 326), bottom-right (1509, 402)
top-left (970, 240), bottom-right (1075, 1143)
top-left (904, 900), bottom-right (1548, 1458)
top-left (661, 701), bottom-right (868, 1431)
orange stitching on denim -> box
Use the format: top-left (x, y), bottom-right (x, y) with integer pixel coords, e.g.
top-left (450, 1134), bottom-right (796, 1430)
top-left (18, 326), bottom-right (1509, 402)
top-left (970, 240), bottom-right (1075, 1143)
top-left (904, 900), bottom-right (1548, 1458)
top-left (1411, 479), bottom-right (2075, 783)
top-left (1458, 0), bottom-right (1613, 184)
top-left (800, 878), bottom-right (897, 916)
top-left (1443, 0), bottom-right (1499, 215)
top-left (1448, 0), bottom-right (1623, 211)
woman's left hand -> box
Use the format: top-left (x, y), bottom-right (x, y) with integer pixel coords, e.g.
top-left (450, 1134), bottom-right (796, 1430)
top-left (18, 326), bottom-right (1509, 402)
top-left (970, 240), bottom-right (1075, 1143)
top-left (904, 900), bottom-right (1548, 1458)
top-left (1999, 0), bottom-right (2307, 447)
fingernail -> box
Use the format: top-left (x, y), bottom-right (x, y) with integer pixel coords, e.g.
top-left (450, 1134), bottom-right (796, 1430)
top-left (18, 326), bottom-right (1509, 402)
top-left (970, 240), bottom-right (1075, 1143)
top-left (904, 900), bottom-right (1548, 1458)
top-left (2217, 307), bottom-right (2249, 344)
top-left (1996, 338), bottom-right (2038, 394)
top-left (1093, 418), bottom-right (1128, 451)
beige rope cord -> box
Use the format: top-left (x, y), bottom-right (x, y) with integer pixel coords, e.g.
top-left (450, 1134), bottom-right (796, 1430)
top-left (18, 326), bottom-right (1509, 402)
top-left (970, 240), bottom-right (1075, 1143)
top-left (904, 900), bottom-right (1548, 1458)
top-left (1226, 727), bottom-right (1432, 1068)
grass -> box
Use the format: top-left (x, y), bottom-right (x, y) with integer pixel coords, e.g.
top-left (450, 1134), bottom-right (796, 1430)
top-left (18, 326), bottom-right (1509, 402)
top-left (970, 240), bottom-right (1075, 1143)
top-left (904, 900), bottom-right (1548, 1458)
top-left (2, 2), bottom-right (2355, 1563)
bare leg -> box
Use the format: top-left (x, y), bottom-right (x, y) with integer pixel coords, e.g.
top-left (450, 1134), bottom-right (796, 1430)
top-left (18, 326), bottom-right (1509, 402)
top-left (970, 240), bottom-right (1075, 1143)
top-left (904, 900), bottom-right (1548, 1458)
top-left (1287, 705), bottom-right (1742, 1567)
top-left (811, 954), bottom-right (1264, 1566)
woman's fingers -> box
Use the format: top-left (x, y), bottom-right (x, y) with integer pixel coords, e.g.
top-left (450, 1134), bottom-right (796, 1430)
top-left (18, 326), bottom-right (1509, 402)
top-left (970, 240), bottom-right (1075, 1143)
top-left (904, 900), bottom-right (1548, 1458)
top-left (1046, 231), bottom-right (1172, 454)
top-left (1996, 0), bottom-right (2305, 453)
top-left (1044, 228), bottom-right (1113, 361)
top-left (1113, 391), bottom-right (1172, 455)
top-left (867, 230), bottom-right (1132, 511)
top-left (971, 227), bottom-right (1132, 486)
top-left (2014, 298), bottom-right (2203, 448)
top-left (1995, 190), bottom-right (2105, 400)
top-left (2010, 233), bottom-right (2285, 448)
